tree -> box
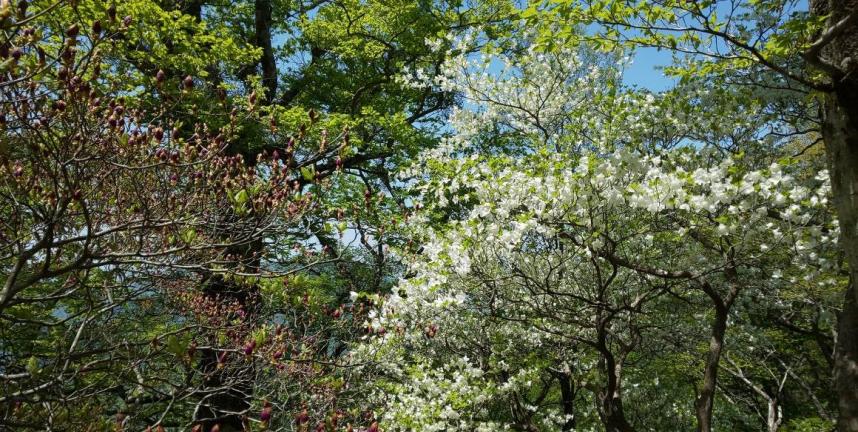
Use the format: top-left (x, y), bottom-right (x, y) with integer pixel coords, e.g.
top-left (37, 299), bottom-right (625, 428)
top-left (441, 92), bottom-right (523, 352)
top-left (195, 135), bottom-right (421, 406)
top-left (522, 1), bottom-right (858, 429)
top-left (3, 0), bottom-right (522, 429)
top-left (354, 35), bottom-right (839, 431)
top-left (0, 1), bottom-right (359, 429)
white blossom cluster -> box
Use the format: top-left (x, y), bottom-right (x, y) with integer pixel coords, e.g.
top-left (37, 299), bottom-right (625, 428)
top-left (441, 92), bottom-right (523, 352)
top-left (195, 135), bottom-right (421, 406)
top-left (399, 31), bottom-right (690, 153)
top-left (353, 144), bottom-right (836, 429)
top-left (354, 31), bottom-right (839, 430)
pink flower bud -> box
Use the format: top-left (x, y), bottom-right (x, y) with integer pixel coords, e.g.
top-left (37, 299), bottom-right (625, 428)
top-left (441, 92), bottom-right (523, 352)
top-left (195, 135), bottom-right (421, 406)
top-left (295, 409), bottom-right (308, 425)
top-left (65, 24), bottom-right (79, 38)
top-left (260, 403), bottom-right (272, 422)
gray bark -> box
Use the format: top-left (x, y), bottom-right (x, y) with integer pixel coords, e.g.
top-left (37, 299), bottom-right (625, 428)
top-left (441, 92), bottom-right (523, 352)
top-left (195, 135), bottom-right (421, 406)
top-left (808, 1), bottom-right (858, 430)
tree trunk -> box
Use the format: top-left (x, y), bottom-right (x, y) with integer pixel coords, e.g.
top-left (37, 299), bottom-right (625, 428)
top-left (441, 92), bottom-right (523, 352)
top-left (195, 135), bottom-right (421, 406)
top-left (807, 1), bottom-right (858, 428)
top-left (821, 75), bottom-right (858, 432)
top-left (556, 367), bottom-right (577, 431)
top-left (255, 0), bottom-right (277, 102)
top-left (602, 394), bottom-right (635, 432)
top-left (696, 275), bottom-right (740, 432)
top-left (695, 304), bottom-right (729, 432)
top-left (596, 323), bottom-right (636, 432)
top-left (193, 237), bottom-right (262, 430)
top-left (767, 397), bottom-right (782, 432)
top-left (835, 280), bottom-right (858, 431)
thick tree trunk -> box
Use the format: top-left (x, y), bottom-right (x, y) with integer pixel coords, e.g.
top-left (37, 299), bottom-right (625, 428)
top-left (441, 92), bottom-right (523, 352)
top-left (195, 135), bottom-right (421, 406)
top-left (601, 394), bottom-right (635, 432)
top-left (807, 2), bottom-right (858, 428)
top-left (835, 280), bottom-right (858, 431)
top-left (193, 237), bottom-right (262, 431)
top-left (255, 0), bottom-right (277, 102)
top-left (834, 280), bottom-right (858, 432)
top-left (821, 77), bottom-right (858, 432)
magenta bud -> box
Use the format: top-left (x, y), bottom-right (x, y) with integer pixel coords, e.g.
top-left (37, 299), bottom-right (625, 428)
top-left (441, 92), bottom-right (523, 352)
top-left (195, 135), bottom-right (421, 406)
top-left (260, 406), bottom-right (272, 422)
top-left (65, 24), bottom-right (79, 38)
top-left (295, 409), bottom-right (308, 424)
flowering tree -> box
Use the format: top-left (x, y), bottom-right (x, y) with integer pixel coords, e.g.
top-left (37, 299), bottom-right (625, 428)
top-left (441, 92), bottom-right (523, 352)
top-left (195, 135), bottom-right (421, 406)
top-left (524, 1), bottom-right (858, 428)
top-left (355, 41), bottom-right (840, 431)
top-left (0, 1), bottom-right (366, 430)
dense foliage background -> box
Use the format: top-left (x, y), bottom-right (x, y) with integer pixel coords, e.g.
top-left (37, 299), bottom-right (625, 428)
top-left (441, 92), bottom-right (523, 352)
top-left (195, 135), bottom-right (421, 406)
top-left (1, 0), bottom-right (857, 431)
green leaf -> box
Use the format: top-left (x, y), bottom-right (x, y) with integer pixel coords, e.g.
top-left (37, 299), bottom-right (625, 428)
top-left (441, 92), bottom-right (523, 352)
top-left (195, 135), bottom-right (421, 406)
top-left (301, 166), bottom-right (315, 181)
top-left (234, 189), bottom-right (249, 205)
top-left (26, 356), bottom-right (40, 377)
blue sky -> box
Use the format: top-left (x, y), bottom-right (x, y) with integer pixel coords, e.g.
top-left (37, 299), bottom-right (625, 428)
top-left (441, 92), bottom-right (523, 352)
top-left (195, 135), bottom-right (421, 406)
top-left (623, 47), bottom-right (676, 92)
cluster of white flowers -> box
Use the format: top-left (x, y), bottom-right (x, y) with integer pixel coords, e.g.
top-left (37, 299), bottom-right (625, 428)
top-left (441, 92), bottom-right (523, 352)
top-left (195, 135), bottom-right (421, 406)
top-left (355, 144), bottom-right (837, 428)
top-left (355, 30), bottom-right (839, 430)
